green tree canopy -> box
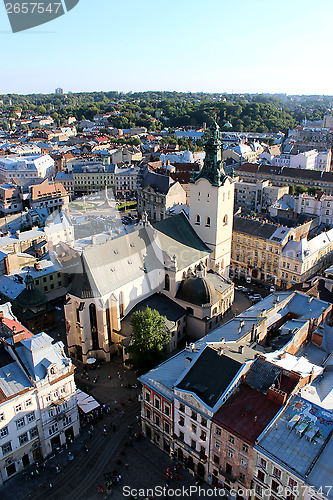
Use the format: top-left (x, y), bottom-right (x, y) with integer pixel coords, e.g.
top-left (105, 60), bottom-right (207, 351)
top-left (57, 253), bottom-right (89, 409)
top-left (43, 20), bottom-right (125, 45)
top-left (126, 307), bottom-right (169, 374)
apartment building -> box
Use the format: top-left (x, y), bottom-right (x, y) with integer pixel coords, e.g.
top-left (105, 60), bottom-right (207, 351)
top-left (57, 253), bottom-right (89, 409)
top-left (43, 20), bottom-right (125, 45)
top-left (230, 216), bottom-right (333, 286)
top-left (272, 149), bottom-right (331, 172)
top-left (29, 179), bottom-right (70, 213)
top-left (0, 183), bottom-right (23, 215)
top-left (114, 164), bottom-right (139, 199)
top-left (236, 163), bottom-right (333, 194)
top-left (137, 166), bottom-right (186, 222)
top-left (210, 359), bottom-right (299, 498)
top-left (72, 164), bottom-right (115, 196)
top-left (294, 192), bottom-right (333, 226)
top-left (234, 180), bottom-right (289, 214)
top-left (252, 395), bottom-right (333, 500)
top-left (138, 291), bottom-right (333, 485)
top-left (0, 326), bottom-right (79, 485)
top-left (0, 155), bottom-right (55, 183)
top-left (54, 172), bottom-right (74, 198)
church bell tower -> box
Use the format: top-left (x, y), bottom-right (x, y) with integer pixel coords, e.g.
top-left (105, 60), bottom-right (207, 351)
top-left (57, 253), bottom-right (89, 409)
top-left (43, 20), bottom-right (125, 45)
top-left (189, 121), bottom-right (234, 277)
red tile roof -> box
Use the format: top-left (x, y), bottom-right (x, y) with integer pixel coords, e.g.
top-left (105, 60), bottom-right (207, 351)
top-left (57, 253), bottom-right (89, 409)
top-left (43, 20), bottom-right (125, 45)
top-left (212, 384), bottom-right (282, 445)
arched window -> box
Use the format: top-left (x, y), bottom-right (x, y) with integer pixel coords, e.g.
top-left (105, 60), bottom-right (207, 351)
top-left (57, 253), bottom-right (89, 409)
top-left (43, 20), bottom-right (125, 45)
top-left (223, 214), bottom-right (228, 225)
top-left (89, 303), bottom-right (99, 350)
top-left (195, 214), bottom-right (200, 225)
top-left (164, 274), bottom-right (170, 291)
top-left (206, 216), bottom-right (211, 227)
top-left (106, 299), bottom-right (112, 347)
top-left (119, 292), bottom-right (125, 318)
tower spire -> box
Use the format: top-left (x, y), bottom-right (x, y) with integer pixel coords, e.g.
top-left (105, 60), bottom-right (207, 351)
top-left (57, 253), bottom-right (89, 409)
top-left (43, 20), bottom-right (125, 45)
top-left (192, 120), bottom-right (226, 186)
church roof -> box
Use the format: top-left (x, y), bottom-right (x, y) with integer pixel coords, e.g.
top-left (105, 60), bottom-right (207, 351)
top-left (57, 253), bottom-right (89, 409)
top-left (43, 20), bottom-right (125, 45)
top-left (154, 213), bottom-right (211, 269)
top-left (71, 225), bottom-right (165, 299)
top-left (15, 286), bottom-right (48, 309)
top-left (69, 214), bottom-right (211, 300)
top-left (176, 275), bottom-right (218, 306)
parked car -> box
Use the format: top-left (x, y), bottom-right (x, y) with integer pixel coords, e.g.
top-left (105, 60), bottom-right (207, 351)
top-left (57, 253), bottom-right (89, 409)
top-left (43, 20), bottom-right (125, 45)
top-left (253, 294), bottom-right (262, 302)
top-left (246, 276), bottom-right (252, 283)
top-left (270, 286), bottom-right (276, 292)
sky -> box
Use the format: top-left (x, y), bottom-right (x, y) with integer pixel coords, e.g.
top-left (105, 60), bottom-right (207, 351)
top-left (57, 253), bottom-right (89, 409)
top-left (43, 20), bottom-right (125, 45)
top-left (0, 0), bottom-right (332, 95)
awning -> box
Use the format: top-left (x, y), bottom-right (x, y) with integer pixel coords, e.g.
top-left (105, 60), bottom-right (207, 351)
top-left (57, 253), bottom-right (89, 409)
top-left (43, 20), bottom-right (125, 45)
top-left (76, 389), bottom-right (100, 414)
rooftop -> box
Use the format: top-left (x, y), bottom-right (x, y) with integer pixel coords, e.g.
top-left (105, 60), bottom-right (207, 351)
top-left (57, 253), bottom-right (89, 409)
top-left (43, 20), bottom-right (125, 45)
top-left (212, 383), bottom-right (282, 445)
top-left (176, 345), bottom-right (242, 408)
top-left (256, 395), bottom-right (333, 477)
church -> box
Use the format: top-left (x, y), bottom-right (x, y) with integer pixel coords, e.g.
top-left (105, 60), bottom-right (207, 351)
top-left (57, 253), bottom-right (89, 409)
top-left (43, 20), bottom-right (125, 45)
top-left (64, 122), bottom-right (235, 363)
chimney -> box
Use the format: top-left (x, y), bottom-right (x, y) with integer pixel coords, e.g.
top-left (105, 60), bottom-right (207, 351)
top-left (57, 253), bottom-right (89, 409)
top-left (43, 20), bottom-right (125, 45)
top-left (217, 347), bottom-right (224, 356)
top-left (4, 255), bottom-right (10, 275)
top-left (238, 345), bottom-right (244, 354)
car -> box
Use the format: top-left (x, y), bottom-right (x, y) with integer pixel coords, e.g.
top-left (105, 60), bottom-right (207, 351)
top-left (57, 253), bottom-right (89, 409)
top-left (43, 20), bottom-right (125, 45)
top-left (270, 286), bottom-right (276, 292)
top-left (246, 276), bottom-right (252, 284)
top-left (253, 294), bottom-right (262, 301)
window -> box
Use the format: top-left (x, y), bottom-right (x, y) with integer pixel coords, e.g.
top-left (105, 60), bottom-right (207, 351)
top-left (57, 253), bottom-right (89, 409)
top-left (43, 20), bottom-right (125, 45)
top-left (16, 417), bottom-right (25, 429)
top-left (271, 480), bottom-right (279, 492)
top-left (1, 442), bottom-right (11, 455)
top-left (206, 216), bottom-right (211, 227)
top-left (25, 399), bottom-right (32, 408)
top-left (239, 472), bottom-right (245, 483)
top-left (154, 398), bottom-right (160, 410)
top-left (191, 410), bottom-right (197, 421)
top-left (178, 416), bottom-right (184, 427)
top-left (260, 458), bottom-right (267, 469)
top-left (145, 391), bottom-right (150, 402)
top-left (223, 214), bottom-right (228, 225)
top-left (164, 421), bottom-right (170, 435)
top-left (213, 454), bottom-right (219, 465)
top-left (0, 413), bottom-right (4, 422)
top-left (179, 431), bottom-right (184, 441)
top-left (215, 427), bottom-right (221, 436)
top-left (15, 404), bottom-right (22, 413)
top-left (255, 485), bottom-right (262, 496)
top-left (45, 395), bottom-right (51, 403)
top-left (228, 435), bottom-right (234, 444)
top-left (257, 470), bottom-right (265, 482)
top-left (215, 440), bottom-right (221, 451)
top-left (191, 439), bottom-right (196, 450)
top-left (191, 424), bottom-right (197, 434)
top-left (146, 409), bottom-right (151, 420)
top-left (273, 467), bottom-right (281, 479)
top-left (240, 458), bottom-right (247, 468)
top-left (179, 403), bottom-right (185, 413)
top-left (195, 214), bottom-right (200, 225)
top-left (288, 478), bottom-right (297, 489)
top-left (200, 431), bottom-right (206, 441)
top-left (49, 423), bottom-right (58, 436)
top-left (27, 412), bottom-right (35, 423)
top-left (242, 443), bottom-right (248, 453)
top-left (19, 433), bottom-right (28, 446)
top-left (164, 274), bottom-right (170, 291)
top-left (164, 404), bottom-right (170, 416)
top-left (155, 415), bottom-right (160, 427)
top-left (0, 427), bottom-right (9, 438)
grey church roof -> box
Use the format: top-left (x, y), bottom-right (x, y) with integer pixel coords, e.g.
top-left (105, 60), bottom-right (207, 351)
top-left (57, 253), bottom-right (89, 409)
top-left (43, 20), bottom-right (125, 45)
top-left (154, 213), bottom-right (211, 269)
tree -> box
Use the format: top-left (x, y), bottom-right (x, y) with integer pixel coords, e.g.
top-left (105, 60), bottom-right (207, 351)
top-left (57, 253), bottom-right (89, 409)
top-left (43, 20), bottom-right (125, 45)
top-left (289, 185), bottom-right (295, 195)
top-left (126, 307), bottom-right (169, 374)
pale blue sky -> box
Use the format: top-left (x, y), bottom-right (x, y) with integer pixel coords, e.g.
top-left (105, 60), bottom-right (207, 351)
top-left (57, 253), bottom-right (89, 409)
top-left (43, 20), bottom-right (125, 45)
top-left (0, 0), bottom-right (332, 95)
